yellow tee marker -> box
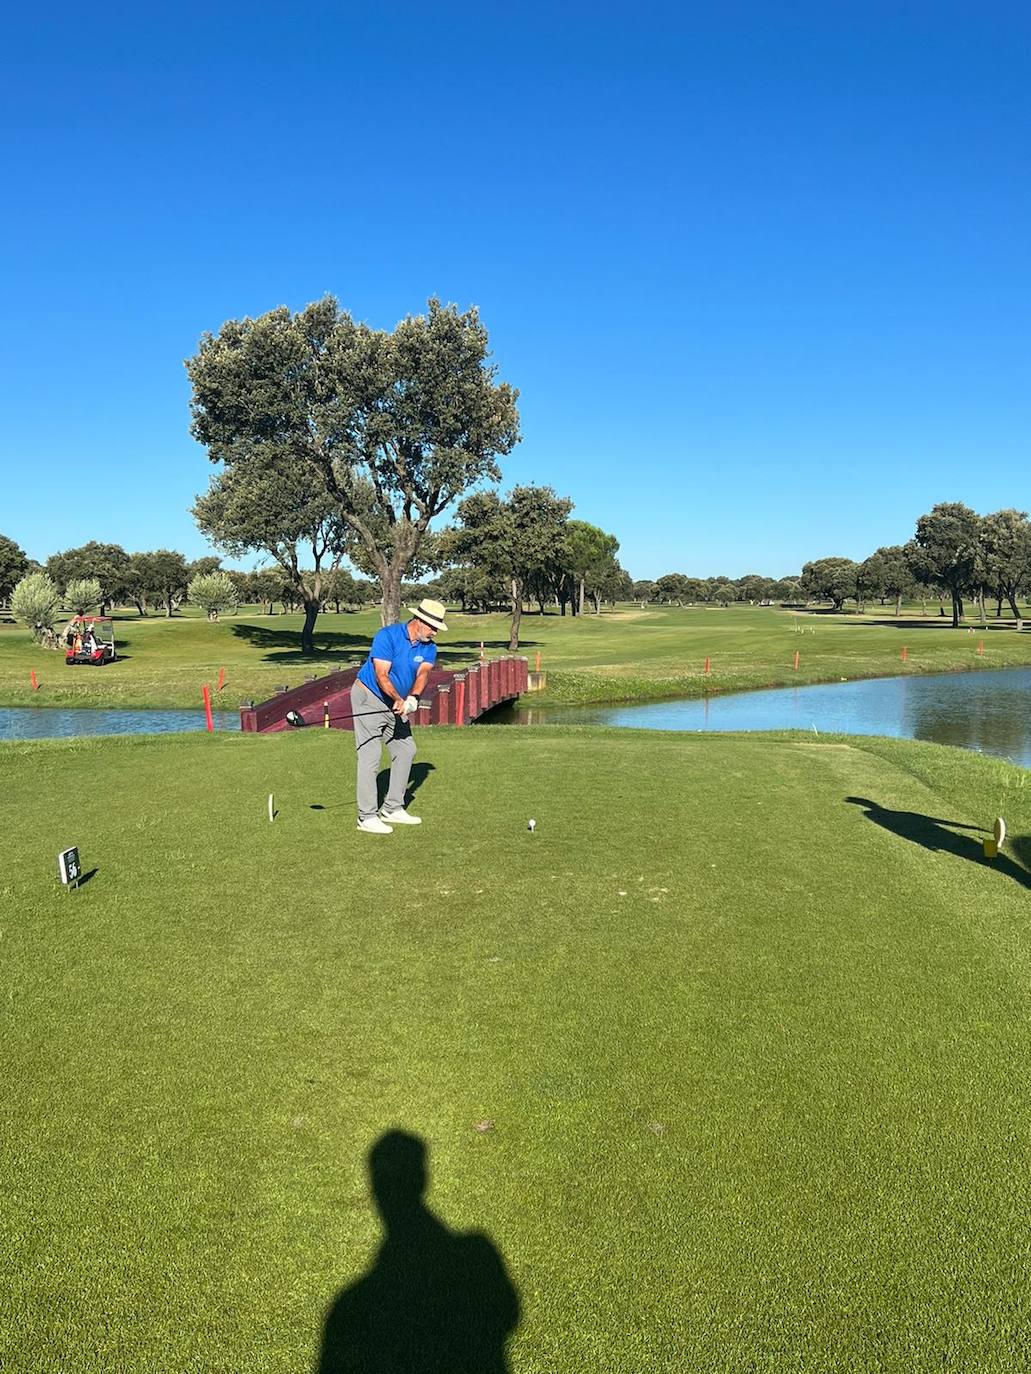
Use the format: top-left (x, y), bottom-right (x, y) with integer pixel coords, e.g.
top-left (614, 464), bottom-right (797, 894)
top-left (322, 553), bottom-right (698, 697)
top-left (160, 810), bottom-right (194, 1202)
top-left (983, 817), bottom-right (1006, 860)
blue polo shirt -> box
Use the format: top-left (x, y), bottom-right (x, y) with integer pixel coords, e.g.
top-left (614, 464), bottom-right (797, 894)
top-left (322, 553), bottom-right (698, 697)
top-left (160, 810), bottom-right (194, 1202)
top-left (357, 623), bottom-right (437, 703)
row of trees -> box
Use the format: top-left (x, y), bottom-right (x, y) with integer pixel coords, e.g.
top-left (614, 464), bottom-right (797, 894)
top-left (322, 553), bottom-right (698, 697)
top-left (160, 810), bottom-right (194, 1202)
top-left (0, 539), bottom-right (229, 618)
top-left (0, 535), bottom-right (389, 625)
top-left (634, 573), bottom-right (800, 606)
top-left (799, 504), bottom-right (1031, 625)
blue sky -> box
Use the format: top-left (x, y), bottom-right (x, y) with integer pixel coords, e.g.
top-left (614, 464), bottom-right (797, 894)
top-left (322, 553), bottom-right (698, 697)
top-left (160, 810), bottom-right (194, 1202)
top-left (2, 1), bottom-right (1028, 580)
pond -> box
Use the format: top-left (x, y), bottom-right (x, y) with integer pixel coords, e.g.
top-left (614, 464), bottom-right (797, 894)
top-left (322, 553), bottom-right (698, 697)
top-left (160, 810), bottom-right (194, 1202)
top-left (0, 707), bottom-right (241, 740)
top-left (487, 667), bottom-right (1031, 768)
top-left (1, 669), bottom-right (1028, 767)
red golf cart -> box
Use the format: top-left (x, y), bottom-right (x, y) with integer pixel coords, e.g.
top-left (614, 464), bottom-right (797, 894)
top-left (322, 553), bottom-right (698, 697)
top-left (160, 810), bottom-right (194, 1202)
top-left (65, 616), bottom-right (117, 666)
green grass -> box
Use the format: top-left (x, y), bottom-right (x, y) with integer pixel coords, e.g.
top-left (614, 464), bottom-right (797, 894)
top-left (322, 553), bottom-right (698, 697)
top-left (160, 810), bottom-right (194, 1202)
top-left (2, 726), bottom-right (1029, 1371)
top-left (2, 602), bottom-right (1031, 709)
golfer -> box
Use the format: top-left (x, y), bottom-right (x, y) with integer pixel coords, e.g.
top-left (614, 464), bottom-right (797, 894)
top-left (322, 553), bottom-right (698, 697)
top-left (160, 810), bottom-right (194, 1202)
top-left (351, 598), bottom-right (447, 834)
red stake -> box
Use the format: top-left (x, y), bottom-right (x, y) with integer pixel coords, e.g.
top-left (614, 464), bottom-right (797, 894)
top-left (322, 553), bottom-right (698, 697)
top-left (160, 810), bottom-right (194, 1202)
top-left (202, 684), bottom-right (214, 732)
top-left (793, 650), bottom-right (800, 671)
top-left (535, 651), bottom-right (541, 673)
top-left (217, 665), bottom-right (226, 692)
top-left (901, 646), bottom-right (908, 661)
top-left (30, 670), bottom-right (38, 691)
top-left (455, 678), bottom-right (466, 726)
top-left (977, 639), bottom-right (985, 656)
top-left (703, 656), bottom-right (711, 675)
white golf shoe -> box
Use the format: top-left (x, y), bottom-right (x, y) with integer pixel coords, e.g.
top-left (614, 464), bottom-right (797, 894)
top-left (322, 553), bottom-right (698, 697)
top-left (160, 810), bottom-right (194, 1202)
top-left (379, 807), bottom-right (422, 825)
top-left (357, 816), bottom-right (393, 835)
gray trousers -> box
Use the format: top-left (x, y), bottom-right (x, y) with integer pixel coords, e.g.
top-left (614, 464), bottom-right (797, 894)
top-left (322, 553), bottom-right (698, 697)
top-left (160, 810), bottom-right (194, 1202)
top-left (351, 680), bottom-right (416, 819)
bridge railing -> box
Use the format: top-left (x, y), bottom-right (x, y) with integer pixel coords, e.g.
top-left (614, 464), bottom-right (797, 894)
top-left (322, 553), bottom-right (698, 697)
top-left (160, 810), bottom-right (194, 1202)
top-left (241, 656), bottom-right (528, 733)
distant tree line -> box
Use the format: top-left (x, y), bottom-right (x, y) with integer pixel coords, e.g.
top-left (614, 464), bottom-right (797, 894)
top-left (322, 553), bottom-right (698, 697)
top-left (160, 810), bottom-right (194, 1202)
top-left (0, 536), bottom-right (383, 626)
top-left (797, 504), bottom-right (1031, 626)
top-left (633, 573), bottom-right (801, 606)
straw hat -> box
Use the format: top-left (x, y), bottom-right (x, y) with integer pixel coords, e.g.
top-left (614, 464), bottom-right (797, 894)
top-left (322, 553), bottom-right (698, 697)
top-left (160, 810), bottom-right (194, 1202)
top-left (409, 598), bottom-right (447, 631)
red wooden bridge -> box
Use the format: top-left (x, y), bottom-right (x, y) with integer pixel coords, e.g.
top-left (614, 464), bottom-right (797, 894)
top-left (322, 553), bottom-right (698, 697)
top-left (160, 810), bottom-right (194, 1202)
top-left (239, 656), bottom-right (529, 733)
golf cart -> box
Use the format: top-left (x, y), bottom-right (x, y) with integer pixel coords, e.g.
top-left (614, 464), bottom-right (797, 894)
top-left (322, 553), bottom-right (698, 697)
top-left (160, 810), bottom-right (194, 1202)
top-left (65, 616), bottom-right (117, 666)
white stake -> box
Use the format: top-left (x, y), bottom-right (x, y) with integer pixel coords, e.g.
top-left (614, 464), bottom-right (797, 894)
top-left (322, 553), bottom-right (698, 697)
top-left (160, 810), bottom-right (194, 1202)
top-left (268, 793), bottom-right (275, 823)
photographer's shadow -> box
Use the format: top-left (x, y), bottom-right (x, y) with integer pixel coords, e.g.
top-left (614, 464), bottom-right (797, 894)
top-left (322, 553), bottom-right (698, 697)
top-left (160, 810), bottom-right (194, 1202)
top-left (846, 796), bottom-right (1031, 889)
top-left (317, 1131), bottom-right (520, 1373)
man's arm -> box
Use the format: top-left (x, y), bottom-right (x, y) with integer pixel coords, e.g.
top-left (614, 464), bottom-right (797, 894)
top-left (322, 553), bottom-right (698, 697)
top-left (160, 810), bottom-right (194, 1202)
top-left (372, 658), bottom-right (407, 714)
top-left (411, 662), bottom-right (433, 699)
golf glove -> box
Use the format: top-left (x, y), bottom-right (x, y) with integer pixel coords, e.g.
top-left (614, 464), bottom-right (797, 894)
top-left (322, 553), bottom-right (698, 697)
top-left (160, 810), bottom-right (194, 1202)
top-left (403, 695), bottom-right (419, 717)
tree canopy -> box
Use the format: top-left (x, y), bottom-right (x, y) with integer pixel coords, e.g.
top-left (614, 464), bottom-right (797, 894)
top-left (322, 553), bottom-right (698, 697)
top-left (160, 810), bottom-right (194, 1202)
top-left (0, 535), bottom-right (30, 602)
top-left (444, 485), bottom-right (573, 648)
top-left (186, 295), bottom-right (520, 630)
top-left (45, 542), bottom-right (130, 613)
top-left (907, 502), bottom-right (981, 627)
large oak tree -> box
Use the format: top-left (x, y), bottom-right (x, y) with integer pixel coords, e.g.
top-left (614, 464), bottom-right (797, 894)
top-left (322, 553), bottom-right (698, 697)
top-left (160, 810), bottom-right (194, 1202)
top-left (186, 296), bottom-right (520, 631)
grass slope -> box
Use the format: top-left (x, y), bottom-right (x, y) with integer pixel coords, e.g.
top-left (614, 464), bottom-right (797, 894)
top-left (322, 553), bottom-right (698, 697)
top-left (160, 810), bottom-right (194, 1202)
top-left (2, 603), bottom-right (1031, 709)
top-left (2, 727), bottom-right (1029, 1371)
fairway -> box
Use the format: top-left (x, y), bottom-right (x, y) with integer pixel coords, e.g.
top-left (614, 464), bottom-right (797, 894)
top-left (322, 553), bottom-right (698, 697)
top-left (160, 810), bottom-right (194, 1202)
top-left (3, 727), bottom-right (1029, 1371)
top-left (3, 602), bottom-right (1031, 710)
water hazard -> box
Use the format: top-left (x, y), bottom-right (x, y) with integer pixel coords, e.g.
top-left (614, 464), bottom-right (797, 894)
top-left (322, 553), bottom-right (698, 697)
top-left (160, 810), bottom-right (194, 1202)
top-left (489, 667), bottom-right (1031, 768)
top-left (0, 707), bottom-right (241, 740)
top-left (1, 669), bottom-right (1029, 767)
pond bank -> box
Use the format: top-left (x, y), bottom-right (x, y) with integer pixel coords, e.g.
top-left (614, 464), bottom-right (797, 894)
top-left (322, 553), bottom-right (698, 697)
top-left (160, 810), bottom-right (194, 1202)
top-left (486, 667), bottom-right (1031, 768)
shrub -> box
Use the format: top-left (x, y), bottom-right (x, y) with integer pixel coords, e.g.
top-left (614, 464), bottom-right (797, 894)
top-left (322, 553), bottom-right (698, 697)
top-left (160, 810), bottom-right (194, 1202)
top-left (65, 577), bottom-right (103, 615)
top-left (188, 571), bottom-right (239, 621)
top-left (11, 572), bottom-right (62, 647)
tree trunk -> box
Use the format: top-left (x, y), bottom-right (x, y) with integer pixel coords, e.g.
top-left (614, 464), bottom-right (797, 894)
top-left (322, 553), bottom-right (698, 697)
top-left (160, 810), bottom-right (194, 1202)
top-left (509, 578), bottom-right (523, 650)
top-left (301, 599), bottom-right (320, 654)
top-left (578, 576), bottom-right (585, 616)
top-left (977, 587), bottom-right (986, 621)
top-left (592, 590), bottom-right (601, 614)
top-left (1007, 591), bottom-right (1021, 620)
top-left (951, 591), bottom-right (962, 627)
top-left (895, 593), bottom-right (902, 617)
top-left (379, 566), bottom-right (404, 627)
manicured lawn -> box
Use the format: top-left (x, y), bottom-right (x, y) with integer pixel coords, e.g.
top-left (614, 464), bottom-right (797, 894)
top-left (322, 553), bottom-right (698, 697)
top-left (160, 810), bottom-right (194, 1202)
top-left (2, 726), bottom-right (1029, 1371)
top-left (2, 602), bottom-right (1031, 709)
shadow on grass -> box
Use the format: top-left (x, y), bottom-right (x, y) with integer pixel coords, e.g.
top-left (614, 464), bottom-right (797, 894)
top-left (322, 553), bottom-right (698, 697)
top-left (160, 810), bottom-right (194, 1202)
top-left (846, 797), bottom-right (1031, 889)
top-left (309, 763), bottom-right (435, 813)
top-left (230, 622), bottom-right (538, 665)
top-left (230, 623), bottom-right (368, 663)
top-left (316, 1131), bottom-right (520, 1374)
top-left (377, 761), bottom-right (435, 810)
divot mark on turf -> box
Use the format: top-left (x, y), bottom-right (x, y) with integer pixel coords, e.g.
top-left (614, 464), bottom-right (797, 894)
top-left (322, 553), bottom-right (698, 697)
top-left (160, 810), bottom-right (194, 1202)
top-left (472, 1119), bottom-right (495, 1133)
top-left (647, 1122), bottom-right (666, 1136)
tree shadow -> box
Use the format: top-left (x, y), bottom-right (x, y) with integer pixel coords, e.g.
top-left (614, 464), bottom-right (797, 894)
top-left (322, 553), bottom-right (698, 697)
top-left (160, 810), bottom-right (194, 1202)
top-left (376, 762), bottom-right (435, 810)
top-left (316, 1130), bottom-right (520, 1373)
top-left (229, 622), bottom-right (370, 662)
top-left (230, 622), bottom-right (538, 666)
top-left (846, 797), bottom-right (1031, 889)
